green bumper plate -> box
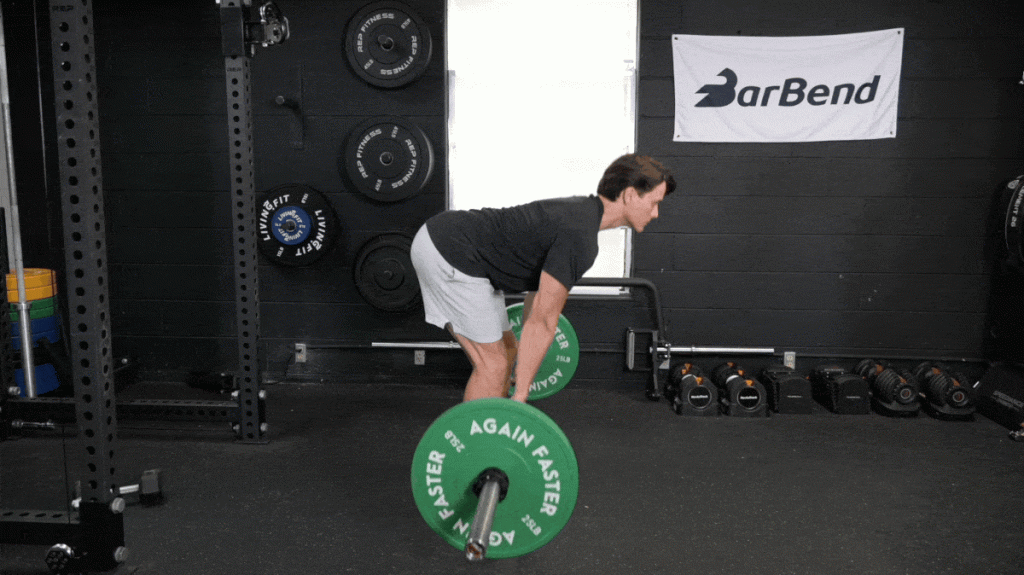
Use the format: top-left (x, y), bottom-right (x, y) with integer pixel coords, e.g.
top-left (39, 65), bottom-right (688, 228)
top-left (506, 303), bottom-right (579, 400)
top-left (8, 296), bottom-right (56, 321)
top-left (411, 398), bottom-right (579, 558)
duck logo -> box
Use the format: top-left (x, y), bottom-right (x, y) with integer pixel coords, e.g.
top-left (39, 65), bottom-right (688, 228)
top-left (695, 69), bottom-right (739, 108)
top-left (672, 29), bottom-right (904, 142)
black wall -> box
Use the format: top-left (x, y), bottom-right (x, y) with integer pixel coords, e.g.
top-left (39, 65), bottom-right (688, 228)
top-left (636, 0), bottom-right (1024, 370)
top-left (5, 0), bottom-right (1024, 390)
top-left (91, 0), bottom-right (450, 380)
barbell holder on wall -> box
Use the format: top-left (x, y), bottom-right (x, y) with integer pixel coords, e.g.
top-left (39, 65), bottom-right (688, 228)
top-left (575, 277), bottom-right (666, 337)
top-left (578, 278), bottom-right (774, 355)
top-left (367, 276), bottom-right (775, 400)
top-left (363, 278), bottom-right (660, 354)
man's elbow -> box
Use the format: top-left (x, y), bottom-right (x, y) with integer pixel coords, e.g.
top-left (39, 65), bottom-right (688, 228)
top-left (527, 311), bottom-right (560, 336)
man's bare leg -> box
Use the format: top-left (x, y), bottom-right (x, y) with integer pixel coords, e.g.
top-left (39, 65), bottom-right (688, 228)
top-left (501, 330), bottom-right (519, 397)
top-left (449, 325), bottom-right (513, 402)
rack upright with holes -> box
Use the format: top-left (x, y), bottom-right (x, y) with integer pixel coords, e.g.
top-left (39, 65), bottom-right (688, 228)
top-left (1, 2), bottom-right (287, 569)
top-left (0, 1), bottom-right (125, 572)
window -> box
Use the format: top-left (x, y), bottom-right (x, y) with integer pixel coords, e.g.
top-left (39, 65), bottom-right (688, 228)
top-left (446, 0), bottom-right (639, 293)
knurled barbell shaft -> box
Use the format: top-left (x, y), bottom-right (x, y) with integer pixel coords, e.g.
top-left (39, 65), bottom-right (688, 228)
top-left (661, 345), bottom-right (776, 354)
top-left (371, 341), bottom-right (461, 350)
top-left (465, 479), bottom-right (502, 561)
top-left (10, 420), bottom-right (56, 431)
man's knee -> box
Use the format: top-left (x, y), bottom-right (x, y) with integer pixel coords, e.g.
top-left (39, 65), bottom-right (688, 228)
top-left (475, 349), bottom-right (510, 382)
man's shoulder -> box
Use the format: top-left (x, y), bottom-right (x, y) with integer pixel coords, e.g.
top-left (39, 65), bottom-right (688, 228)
top-left (532, 195), bottom-right (600, 219)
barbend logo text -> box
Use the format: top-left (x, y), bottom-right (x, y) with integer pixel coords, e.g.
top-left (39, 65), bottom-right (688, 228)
top-left (695, 68), bottom-right (882, 108)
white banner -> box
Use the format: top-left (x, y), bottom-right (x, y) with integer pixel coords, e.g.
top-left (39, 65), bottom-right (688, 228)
top-left (672, 29), bottom-right (904, 143)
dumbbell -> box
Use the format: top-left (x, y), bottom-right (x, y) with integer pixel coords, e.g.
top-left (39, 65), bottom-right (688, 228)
top-left (73, 469), bottom-right (163, 510)
top-left (666, 363), bottom-right (719, 416)
top-left (856, 359), bottom-right (920, 416)
top-left (711, 362), bottom-right (768, 417)
top-left (912, 361), bottom-right (976, 419)
top-left (411, 399), bottom-right (578, 560)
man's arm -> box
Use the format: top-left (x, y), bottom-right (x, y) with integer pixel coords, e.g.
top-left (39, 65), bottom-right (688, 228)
top-left (511, 271), bottom-right (569, 402)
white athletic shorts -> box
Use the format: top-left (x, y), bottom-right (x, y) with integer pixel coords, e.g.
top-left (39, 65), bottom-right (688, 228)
top-left (410, 224), bottom-right (512, 343)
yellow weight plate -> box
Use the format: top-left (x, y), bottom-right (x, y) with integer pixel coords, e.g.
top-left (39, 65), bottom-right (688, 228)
top-left (6, 268), bottom-right (56, 291)
top-left (8, 282), bottom-right (57, 302)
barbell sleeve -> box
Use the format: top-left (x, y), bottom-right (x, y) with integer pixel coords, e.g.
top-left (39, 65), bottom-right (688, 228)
top-left (465, 479), bottom-right (502, 561)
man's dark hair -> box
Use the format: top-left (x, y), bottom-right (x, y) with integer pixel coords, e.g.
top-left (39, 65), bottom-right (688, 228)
top-left (596, 154), bottom-right (676, 201)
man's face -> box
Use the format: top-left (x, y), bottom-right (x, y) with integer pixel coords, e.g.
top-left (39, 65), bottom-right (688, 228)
top-left (625, 181), bottom-right (667, 233)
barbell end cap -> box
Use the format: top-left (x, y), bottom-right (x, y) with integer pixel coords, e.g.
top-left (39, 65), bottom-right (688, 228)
top-left (465, 541), bottom-right (487, 561)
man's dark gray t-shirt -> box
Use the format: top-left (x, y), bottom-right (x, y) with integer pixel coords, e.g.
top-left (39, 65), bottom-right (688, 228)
top-left (425, 196), bottom-right (604, 293)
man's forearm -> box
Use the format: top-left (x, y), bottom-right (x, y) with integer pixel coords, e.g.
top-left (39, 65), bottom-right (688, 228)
top-left (511, 316), bottom-right (558, 402)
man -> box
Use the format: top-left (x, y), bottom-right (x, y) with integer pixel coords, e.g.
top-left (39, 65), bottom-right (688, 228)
top-left (410, 154), bottom-right (675, 403)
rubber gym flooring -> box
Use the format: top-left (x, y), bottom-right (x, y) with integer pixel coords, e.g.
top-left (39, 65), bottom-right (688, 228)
top-left (2, 381), bottom-right (1023, 575)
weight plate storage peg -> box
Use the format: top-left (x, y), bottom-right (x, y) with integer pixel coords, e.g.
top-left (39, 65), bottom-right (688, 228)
top-left (344, 1), bottom-right (433, 88)
top-left (342, 115), bottom-right (435, 203)
top-left (257, 184), bottom-right (340, 266)
top-left (505, 303), bottom-right (579, 400)
top-left (411, 398), bottom-right (579, 559)
top-left (353, 233), bottom-right (421, 312)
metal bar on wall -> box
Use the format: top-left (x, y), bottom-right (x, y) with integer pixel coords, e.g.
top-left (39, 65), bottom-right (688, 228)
top-left (219, 0), bottom-right (266, 443)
